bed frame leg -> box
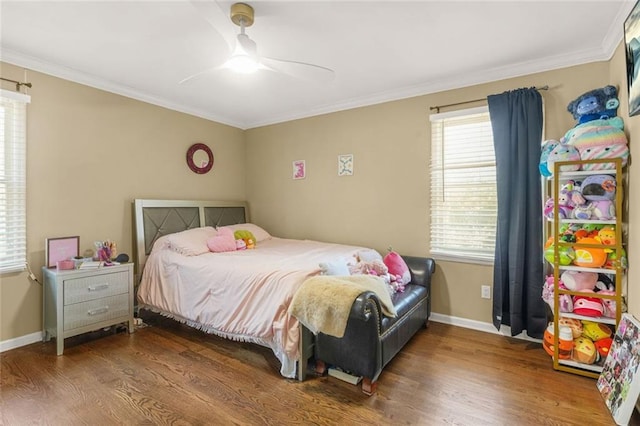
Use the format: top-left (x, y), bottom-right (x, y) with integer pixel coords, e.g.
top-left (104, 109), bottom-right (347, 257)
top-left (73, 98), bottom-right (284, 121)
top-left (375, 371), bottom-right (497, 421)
top-left (361, 377), bottom-right (377, 395)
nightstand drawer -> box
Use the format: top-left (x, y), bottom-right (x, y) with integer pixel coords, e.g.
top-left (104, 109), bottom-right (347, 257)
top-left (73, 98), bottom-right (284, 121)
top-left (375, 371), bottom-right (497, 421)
top-left (64, 294), bottom-right (130, 331)
top-left (64, 271), bottom-right (129, 305)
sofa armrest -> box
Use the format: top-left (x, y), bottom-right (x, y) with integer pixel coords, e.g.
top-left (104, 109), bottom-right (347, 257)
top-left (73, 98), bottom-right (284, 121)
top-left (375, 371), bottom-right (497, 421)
top-left (349, 290), bottom-right (380, 321)
top-left (402, 255), bottom-right (436, 288)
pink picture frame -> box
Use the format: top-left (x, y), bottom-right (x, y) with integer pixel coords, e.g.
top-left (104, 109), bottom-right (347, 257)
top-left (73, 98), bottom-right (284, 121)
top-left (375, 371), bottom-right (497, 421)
top-left (293, 160), bottom-right (306, 180)
top-left (46, 236), bottom-right (80, 268)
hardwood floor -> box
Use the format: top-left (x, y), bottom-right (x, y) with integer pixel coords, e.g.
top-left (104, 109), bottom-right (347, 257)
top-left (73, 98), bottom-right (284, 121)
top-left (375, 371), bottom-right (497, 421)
top-left (2, 314), bottom-right (639, 425)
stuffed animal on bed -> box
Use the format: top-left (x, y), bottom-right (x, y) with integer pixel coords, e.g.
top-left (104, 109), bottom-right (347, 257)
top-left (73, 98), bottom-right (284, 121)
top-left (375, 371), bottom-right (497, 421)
top-left (567, 85), bottom-right (620, 124)
top-left (234, 230), bottom-right (256, 249)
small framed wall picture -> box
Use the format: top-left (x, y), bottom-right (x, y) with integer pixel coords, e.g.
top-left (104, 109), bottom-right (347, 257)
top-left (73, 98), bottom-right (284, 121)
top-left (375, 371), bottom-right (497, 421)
top-left (293, 160), bottom-right (306, 179)
top-left (338, 154), bottom-right (353, 176)
top-left (45, 236), bottom-right (80, 268)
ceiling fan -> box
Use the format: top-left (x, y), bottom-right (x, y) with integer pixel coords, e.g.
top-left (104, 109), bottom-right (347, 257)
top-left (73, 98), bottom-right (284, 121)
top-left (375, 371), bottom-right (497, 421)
top-left (180, 1), bottom-right (335, 84)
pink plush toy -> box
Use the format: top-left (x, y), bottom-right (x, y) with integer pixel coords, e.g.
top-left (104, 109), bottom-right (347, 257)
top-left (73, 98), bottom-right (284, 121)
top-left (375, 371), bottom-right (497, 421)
top-left (541, 275), bottom-right (573, 313)
top-left (383, 250), bottom-right (411, 286)
top-left (207, 227), bottom-right (237, 253)
top-left (561, 270), bottom-right (597, 292)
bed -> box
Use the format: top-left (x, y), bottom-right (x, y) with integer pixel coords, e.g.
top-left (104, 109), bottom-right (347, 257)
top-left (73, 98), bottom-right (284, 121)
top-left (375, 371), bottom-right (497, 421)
top-left (133, 199), bottom-right (372, 379)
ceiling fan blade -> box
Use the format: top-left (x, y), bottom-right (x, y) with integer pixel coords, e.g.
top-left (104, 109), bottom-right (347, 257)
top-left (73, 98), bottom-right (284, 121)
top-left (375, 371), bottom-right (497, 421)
top-left (188, 0), bottom-right (236, 52)
top-left (178, 65), bottom-right (221, 85)
top-left (262, 57), bottom-right (335, 82)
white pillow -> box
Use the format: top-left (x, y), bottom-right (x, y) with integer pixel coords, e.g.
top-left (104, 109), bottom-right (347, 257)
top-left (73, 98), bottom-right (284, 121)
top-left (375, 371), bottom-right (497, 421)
top-left (166, 226), bottom-right (218, 256)
top-left (319, 258), bottom-right (351, 276)
top-left (357, 249), bottom-right (383, 263)
top-left (218, 223), bottom-right (272, 242)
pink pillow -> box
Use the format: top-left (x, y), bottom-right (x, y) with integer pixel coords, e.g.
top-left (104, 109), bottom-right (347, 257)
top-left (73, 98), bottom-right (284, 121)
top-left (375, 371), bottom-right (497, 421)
top-left (383, 251), bottom-right (411, 285)
top-left (207, 227), bottom-right (237, 253)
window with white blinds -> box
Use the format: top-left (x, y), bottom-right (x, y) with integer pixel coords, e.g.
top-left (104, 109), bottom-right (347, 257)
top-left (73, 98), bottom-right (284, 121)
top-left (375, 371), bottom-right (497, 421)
top-left (0, 89), bottom-right (30, 273)
top-left (429, 106), bottom-right (496, 264)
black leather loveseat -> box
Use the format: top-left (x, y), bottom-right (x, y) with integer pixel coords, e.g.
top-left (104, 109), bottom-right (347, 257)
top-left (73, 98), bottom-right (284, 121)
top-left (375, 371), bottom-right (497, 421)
top-left (314, 255), bottom-right (436, 394)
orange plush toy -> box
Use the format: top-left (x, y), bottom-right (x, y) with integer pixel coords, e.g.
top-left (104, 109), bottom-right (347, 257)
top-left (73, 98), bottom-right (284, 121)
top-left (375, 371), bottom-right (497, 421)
top-left (573, 237), bottom-right (607, 268)
top-left (543, 324), bottom-right (573, 359)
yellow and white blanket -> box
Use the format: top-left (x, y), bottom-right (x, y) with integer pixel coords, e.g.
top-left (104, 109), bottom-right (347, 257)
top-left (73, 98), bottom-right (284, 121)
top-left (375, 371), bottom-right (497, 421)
top-left (289, 275), bottom-right (397, 338)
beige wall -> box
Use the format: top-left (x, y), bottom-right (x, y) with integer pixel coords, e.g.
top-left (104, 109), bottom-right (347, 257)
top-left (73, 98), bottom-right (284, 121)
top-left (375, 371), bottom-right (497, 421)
top-left (0, 62), bottom-right (246, 341)
top-left (245, 61), bottom-right (614, 325)
top-left (3, 41), bottom-right (639, 342)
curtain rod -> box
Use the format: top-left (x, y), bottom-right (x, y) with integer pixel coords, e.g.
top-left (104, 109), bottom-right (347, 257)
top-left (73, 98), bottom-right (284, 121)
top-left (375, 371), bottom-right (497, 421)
top-left (0, 77), bottom-right (33, 92)
top-left (429, 85), bottom-right (549, 113)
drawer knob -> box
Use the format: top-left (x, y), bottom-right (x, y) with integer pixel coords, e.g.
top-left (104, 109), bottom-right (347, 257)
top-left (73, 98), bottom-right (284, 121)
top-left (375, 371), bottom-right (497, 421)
top-left (88, 283), bottom-right (109, 291)
top-left (88, 306), bottom-right (109, 316)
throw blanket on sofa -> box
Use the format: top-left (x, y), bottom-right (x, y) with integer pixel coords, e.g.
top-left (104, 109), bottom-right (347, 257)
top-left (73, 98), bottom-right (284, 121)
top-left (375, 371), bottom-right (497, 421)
top-left (289, 275), bottom-right (397, 338)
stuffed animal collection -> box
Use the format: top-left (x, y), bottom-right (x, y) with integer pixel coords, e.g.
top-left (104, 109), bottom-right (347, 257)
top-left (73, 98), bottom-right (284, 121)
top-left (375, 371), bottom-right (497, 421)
top-left (540, 86), bottom-right (628, 360)
top-left (542, 318), bottom-right (614, 365)
top-left (539, 85), bottom-right (629, 176)
top-left (542, 271), bottom-right (618, 319)
top-left (543, 175), bottom-right (617, 221)
top-left (543, 224), bottom-right (625, 270)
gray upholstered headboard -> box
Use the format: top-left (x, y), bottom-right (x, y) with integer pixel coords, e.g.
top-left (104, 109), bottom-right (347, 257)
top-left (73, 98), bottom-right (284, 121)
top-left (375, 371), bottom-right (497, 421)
top-left (133, 199), bottom-right (249, 280)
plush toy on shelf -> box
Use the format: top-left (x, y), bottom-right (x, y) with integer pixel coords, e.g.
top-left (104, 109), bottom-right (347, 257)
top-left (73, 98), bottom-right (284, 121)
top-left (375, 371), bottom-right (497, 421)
top-left (581, 174), bottom-right (616, 220)
top-left (543, 323), bottom-right (574, 359)
top-left (573, 293), bottom-right (604, 317)
top-left (559, 317), bottom-right (583, 338)
top-left (563, 117), bottom-right (629, 171)
top-left (561, 270), bottom-right (597, 291)
top-left (573, 237), bottom-right (608, 268)
top-left (596, 226), bottom-right (616, 245)
top-left (572, 335), bottom-right (598, 364)
top-left (545, 143), bottom-right (581, 176)
top-left (544, 243), bottom-right (575, 266)
top-left (541, 275), bottom-right (573, 313)
top-left (562, 85), bottom-right (628, 171)
top-left (566, 85), bottom-right (620, 125)
top-left (543, 181), bottom-right (584, 220)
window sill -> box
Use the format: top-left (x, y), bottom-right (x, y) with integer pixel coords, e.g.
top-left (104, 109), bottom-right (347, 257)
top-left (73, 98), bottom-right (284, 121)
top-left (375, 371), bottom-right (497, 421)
top-left (429, 253), bottom-right (494, 266)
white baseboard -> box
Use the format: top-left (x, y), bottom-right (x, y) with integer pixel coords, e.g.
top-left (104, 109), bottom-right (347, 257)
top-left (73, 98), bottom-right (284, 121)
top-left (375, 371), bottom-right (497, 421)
top-left (0, 331), bottom-right (42, 353)
top-left (429, 312), bottom-right (542, 343)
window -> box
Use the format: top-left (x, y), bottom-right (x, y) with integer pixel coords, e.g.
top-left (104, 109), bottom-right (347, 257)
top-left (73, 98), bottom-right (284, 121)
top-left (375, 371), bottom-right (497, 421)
top-left (0, 89), bottom-right (30, 273)
top-left (429, 106), bottom-right (496, 264)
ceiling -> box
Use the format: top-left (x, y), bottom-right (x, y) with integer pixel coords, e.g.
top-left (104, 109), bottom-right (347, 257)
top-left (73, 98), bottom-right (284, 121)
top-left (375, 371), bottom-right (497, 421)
top-left (0, 1), bottom-right (636, 129)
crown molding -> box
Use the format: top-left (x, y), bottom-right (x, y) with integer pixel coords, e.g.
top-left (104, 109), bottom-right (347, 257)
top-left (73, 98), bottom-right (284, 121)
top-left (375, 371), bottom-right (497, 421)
top-left (1, 48), bottom-right (247, 129)
top-left (2, 1), bottom-right (630, 132)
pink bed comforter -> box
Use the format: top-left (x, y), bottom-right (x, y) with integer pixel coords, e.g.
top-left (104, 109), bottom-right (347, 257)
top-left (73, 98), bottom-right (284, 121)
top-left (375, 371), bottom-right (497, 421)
top-left (137, 237), bottom-right (367, 378)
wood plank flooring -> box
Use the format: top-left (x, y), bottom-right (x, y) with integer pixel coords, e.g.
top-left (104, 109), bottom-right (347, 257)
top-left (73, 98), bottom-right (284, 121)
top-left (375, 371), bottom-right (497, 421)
top-left (2, 313), bottom-right (639, 425)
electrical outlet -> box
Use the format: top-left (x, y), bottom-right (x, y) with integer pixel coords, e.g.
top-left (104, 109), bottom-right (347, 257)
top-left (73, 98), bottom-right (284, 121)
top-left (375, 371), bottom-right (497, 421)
top-left (481, 285), bottom-right (491, 299)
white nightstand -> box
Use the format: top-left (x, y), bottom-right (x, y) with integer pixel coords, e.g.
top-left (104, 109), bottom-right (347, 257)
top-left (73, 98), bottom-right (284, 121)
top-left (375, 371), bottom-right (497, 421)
top-left (42, 263), bottom-right (134, 355)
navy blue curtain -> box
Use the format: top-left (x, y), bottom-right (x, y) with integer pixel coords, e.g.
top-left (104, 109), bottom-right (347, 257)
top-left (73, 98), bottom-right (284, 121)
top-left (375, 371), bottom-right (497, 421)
top-left (487, 88), bottom-right (546, 338)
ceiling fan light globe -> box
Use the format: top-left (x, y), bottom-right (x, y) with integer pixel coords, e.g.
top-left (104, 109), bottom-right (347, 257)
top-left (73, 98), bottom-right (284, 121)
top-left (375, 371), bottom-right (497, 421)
top-left (225, 55), bottom-right (260, 74)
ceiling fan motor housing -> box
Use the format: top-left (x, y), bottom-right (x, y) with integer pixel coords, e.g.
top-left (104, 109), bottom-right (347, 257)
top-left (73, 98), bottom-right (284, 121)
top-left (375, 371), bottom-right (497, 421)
top-left (231, 3), bottom-right (254, 27)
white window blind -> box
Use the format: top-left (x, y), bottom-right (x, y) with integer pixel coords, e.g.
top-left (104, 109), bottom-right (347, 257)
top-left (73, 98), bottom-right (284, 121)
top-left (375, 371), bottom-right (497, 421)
top-left (429, 106), bottom-right (496, 264)
top-left (0, 89), bottom-right (30, 273)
